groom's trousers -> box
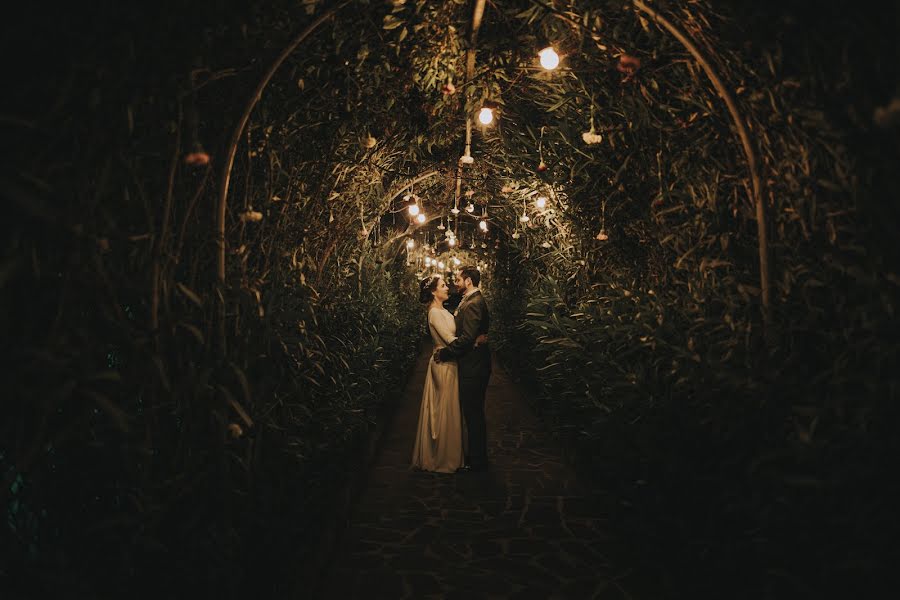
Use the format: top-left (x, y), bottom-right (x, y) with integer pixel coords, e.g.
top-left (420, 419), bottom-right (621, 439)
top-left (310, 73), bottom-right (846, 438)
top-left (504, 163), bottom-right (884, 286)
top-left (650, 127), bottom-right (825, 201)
top-left (460, 372), bottom-right (490, 467)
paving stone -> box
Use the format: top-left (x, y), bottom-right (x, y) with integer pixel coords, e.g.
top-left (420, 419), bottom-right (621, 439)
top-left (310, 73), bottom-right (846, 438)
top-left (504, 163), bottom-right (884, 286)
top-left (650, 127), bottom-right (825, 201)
top-left (469, 540), bottom-right (504, 559)
top-left (427, 541), bottom-right (471, 562)
top-left (343, 551), bottom-right (387, 569)
top-left (318, 347), bottom-right (645, 599)
top-left (349, 525), bottom-right (410, 544)
top-left (557, 539), bottom-right (611, 568)
top-left (358, 568), bottom-right (406, 596)
top-left (506, 538), bottom-right (559, 557)
top-left (402, 570), bottom-right (441, 595)
top-left (450, 572), bottom-right (516, 594)
top-left (386, 549), bottom-right (445, 572)
top-left (404, 524), bottom-right (439, 545)
top-left (534, 551), bottom-right (585, 580)
top-left (346, 539), bottom-right (382, 554)
top-left (559, 577), bottom-right (606, 597)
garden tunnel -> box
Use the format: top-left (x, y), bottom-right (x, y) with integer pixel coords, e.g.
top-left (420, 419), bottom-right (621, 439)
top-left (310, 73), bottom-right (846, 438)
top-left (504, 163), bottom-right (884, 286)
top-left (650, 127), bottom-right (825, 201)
top-left (2, 1), bottom-right (899, 598)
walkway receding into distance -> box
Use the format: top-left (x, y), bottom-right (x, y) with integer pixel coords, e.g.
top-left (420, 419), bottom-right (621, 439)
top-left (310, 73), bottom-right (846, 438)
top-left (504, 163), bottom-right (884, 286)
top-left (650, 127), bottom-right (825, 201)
top-left (317, 344), bottom-right (651, 599)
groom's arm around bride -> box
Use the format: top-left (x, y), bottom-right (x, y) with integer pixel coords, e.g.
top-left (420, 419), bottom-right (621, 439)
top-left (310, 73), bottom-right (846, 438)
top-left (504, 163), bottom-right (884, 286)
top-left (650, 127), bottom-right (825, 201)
top-left (437, 295), bottom-right (488, 362)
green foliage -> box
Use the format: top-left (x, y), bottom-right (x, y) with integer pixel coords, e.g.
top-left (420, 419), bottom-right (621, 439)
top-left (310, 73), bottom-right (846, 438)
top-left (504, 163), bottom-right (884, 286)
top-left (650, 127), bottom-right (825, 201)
top-left (483, 1), bottom-right (900, 596)
top-left (3, 0), bottom-right (898, 597)
top-left (1, 2), bottom-right (423, 598)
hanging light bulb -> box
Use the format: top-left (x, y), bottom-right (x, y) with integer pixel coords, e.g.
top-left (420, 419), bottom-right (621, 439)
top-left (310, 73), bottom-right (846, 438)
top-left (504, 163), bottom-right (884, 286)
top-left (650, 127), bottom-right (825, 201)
top-left (512, 231), bottom-right (521, 239)
top-left (437, 217), bottom-right (445, 230)
top-left (478, 107), bottom-right (494, 126)
top-left (453, 257), bottom-right (461, 266)
top-left (416, 213), bottom-right (426, 224)
top-left (539, 46), bottom-right (560, 70)
top-left (438, 261), bottom-right (445, 270)
top-left (479, 219), bottom-right (488, 232)
top-left (465, 202), bottom-right (475, 213)
top-left (425, 257), bottom-right (432, 266)
top-left (406, 239), bottom-right (415, 249)
top-left (520, 198), bottom-right (530, 222)
top-left (535, 196), bottom-right (548, 209)
top-left (448, 237), bottom-right (456, 247)
top-left (408, 203), bottom-right (420, 216)
top-left (451, 206), bottom-right (460, 215)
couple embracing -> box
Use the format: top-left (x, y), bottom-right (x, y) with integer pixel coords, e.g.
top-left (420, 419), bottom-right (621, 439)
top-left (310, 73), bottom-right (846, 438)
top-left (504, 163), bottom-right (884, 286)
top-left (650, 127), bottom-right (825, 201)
top-left (411, 266), bottom-right (491, 474)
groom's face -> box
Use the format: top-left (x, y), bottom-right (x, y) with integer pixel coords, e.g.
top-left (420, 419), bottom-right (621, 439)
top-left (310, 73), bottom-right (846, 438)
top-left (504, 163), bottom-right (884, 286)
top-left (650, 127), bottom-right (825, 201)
top-left (454, 274), bottom-right (466, 293)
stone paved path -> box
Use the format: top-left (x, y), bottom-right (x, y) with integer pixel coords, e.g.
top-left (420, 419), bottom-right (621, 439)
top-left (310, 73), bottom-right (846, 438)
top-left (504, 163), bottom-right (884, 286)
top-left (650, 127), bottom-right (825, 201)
top-left (318, 346), bottom-right (644, 599)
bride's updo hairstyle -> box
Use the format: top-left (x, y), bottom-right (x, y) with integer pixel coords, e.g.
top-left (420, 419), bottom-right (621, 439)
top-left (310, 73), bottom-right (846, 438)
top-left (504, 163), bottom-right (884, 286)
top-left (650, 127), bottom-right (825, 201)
top-left (418, 275), bottom-right (440, 304)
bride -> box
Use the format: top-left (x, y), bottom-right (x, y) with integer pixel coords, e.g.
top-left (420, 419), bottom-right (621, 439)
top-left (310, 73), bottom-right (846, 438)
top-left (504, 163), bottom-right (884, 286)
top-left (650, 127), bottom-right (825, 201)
top-left (411, 275), bottom-right (468, 473)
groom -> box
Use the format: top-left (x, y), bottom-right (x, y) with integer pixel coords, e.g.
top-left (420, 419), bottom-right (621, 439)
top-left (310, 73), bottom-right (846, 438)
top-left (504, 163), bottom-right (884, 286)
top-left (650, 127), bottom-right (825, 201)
top-left (434, 266), bottom-right (492, 472)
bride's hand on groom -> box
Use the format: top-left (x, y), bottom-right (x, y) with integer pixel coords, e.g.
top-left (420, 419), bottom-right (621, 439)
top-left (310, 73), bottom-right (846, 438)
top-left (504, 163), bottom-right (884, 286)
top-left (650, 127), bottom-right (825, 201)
top-left (474, 333), bottom-right (488, 348)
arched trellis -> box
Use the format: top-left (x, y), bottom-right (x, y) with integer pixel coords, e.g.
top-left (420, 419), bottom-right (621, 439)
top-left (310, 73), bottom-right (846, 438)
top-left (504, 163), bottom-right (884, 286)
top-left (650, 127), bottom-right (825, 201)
top-left (215, 0), bottom-right (773, 351)
top-left (631, 0), bottom-right (771, 331)
top-left (215, 0), bottom-right (351, 350)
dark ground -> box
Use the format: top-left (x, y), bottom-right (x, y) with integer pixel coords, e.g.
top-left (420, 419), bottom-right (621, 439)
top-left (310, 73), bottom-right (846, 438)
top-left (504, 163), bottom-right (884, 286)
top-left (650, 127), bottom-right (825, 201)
top-left (316, 345), bottom-right (654, 599)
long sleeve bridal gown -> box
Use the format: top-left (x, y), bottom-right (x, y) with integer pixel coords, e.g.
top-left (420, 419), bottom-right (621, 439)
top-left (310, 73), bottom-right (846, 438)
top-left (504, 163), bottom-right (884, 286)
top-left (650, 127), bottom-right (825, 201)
top-left (411, 307), bottom-right (465, 473)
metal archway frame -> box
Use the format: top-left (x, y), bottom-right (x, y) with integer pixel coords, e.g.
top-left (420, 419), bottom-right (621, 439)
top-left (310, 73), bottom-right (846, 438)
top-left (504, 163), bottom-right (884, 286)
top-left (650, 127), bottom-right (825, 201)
top-left (632, 0), bottom-right (771, 330)
top-left (215, 1), bottom-right (351, 350)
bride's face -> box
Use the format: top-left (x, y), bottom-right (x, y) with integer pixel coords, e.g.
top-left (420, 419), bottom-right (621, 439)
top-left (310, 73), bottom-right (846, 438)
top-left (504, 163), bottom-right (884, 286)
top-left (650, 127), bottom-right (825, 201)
top-left (432, 278), bottom-right (450, 302)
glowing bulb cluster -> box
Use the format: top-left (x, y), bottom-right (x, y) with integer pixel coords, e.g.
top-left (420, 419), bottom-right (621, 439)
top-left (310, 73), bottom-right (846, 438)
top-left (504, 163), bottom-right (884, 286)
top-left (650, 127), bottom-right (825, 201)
top-left (535, 196), bottom-right (547, 209)
top-left (478, 107), bottom-right (494, 125)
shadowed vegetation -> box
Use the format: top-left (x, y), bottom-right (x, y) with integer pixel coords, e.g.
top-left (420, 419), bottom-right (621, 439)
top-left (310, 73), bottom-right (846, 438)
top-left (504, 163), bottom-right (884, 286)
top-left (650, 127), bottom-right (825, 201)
top-left (2, 1), bottom-right (898, 598)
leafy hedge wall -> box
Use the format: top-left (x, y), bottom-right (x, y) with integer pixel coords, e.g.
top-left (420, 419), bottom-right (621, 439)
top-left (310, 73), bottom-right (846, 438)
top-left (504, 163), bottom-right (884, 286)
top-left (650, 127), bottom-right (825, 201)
top-left (482, 2), bottom-right (900, 597)
top-left (1, 2), bottom-right (424, 597)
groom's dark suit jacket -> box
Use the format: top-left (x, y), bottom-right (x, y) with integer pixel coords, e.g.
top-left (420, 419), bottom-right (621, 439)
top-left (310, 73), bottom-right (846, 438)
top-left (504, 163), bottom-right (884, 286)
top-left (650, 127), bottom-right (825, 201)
top-left (438, 289), bottom-right (491, 380)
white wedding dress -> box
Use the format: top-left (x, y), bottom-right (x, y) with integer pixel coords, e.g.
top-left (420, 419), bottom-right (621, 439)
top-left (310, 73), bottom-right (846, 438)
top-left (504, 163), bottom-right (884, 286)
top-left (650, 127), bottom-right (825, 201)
top-left (411, 307), bottom-right (465, 473)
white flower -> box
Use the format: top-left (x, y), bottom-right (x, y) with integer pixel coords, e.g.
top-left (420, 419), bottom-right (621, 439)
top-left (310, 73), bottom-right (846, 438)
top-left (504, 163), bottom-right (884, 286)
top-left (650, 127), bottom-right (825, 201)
top-left (240, 209), bottom-right (263, 223)
top-left (582, 129), bottom-right (603, 145)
